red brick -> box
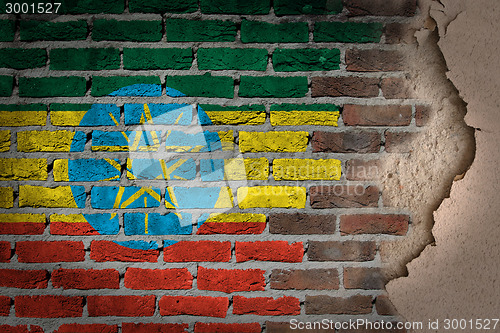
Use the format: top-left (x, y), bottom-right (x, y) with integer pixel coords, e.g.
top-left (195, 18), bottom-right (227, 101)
top-left (308, 241), bottom-right (376, 261)
top-left (311, 77), bottom-right (379, 97)
top-left (195, 322), bottom-right (261, 333)
top-left (381, 77), bottom-right (414, 99)
top-left (385, 131), bottom-right (418, 153)
top-left (305, 295), bottom-right (372, 314)
top-left (0, 269), bottom-right (48, 289)
top-left (236, 241), bottom-right (303, 262)
top-left (122, 323), bottom-right (188, 333)
top-left (54, 324), bottom-right (118, 333)
top-left (384, 23), bottom-right (417, 44)
top-left (0, 296), bottom-right (10, 316)
top-left (343, 105), bottom-right (412, 126)
top-left (0, 241), bottom-right (10, 262)
top-left (50, 222), bottom-right (100, 235)
top-left (87, 295), bottom-right (155, 317)
top-left (340, 214), bottom-right (409, 235)
top-left (159, 296), bottom-right (228, 318)
top-left (270, 269), bottom-right (339, 290)
top-left (269, 213), bottom-right (336, 234)
top-left (346, 159), bottom-right (381, 181)
top-left (197, 221), bottom-right (265, 234)
top-left (0, 325), bottom-right (44, 333)
top-left (124, 267), bottom-right (192, 290)
top-left (310, 185), bottom-right (379, 208)
top-left (344, 0), bottom-right (417, 16)
top-left (16, 241), bottom-right (84, 263)
top-left (52, 269), bottom-right (119, 290)
top-left (15, 295), bottom-right (83, 318)
top-left (416, 105), bottom-right (431, 127)
top-left (197, 266), bottom-right (265, 293)
top-left (346, 49), bottom-right (405, 72)
top-left (0, 222), bottom-right (45, 235)
top-left (233, 296), bottom-right (300, 316)
top-left (163, 241), bottom-right (231, 262)
top-left (344, 267), bottom-right (386, 289)
top-left (376, 295), bottom-right (399, 316)
top-left (312, 131), bottom-right (381, 153)
top-left (90, 240), bottom-right (159, 262)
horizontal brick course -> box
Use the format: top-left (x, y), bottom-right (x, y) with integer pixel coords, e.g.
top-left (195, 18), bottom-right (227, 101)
top-left (346, 49), bottom-right (406, 72)
top-left (273, 48), bottom-right (341, 71)
top-left (93, 20), bottom-right (162, 42)
top-left (310, 185), bottom-right (380, 208)
top-left (50, 48), bottom-right (120, 70)
top-left (308, 241), bottom-right (376, 261)
top-left (51, 269), bottom-right (119, 290)
top-left (159, 296), bottom-right (228, 318)
top-left (241, 20), bottom-right (308, 43)
top-left (20, 21), bottom-right (87, 41)
top-left (0, 48), bottom-right (46, 69)
top-left (305, 294), bottom-right (373, 314)
top-left (269, 213), bottom-right (336, 234)
top-left (312, 76), bottom-right (380, 97)
top-left (197, 267), bottom-right (265, 293)
top-left (87, 295), bottom-right (155, 317)
top-left (167, 19), bottom-right (237, 42)
top-left (15, 295), bottom-right (84, 318)
top-left (0, 269), bottom-right (48, 289)
top-left (235, 241), bottom-right (303, 262)
top-left (19, 77), bottom-right (87, 97)
top-left (124, 268), bottom-right (193, 290)
top-left (343, 104), bottom-right (412, 126)
top-left (270, 269), bottom-right (339, 290)
top-left (16, 241), bottom-right (84, 263)
top-left (312, 131), bottom-right (381, 153)
top-left (340, 214), bottom-right (410, 235)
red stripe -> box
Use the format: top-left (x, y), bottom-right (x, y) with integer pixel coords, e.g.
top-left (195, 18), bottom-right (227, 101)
top-left (197, 222), bottom-right (266, 235)
top-left (0, 222), bottom-right (45, 235)
top-left (50, 222), bottom-right (99, 235)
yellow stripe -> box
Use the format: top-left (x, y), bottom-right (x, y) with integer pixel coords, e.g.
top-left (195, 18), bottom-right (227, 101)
top-left (205, 111), bottom-right (266, 125)
top-left (129, 132), bottom-right (143, 151)
top-left (270, 111), bottom-right (340, 126)
top-left (104, 158), bottom-right (121, 172)
top-left (205, 213), bottom-right (266, 223)
top-left (49, 214), bottom-right (86, 223)
top-left (53, 159), bottom-right (69, 182)
top-left (50, 111), bottom-right (87, 126)
top-left (120, 188), bottom-right (145, 208)
top-left (214, 187), bottom-right (234, 209)
top-left (0, 111), bottom-right (46, 126)
top-left (0, 213), bottom-right (45, 223)
top-left (143, 188), bottom-right (161, 202)
top-left (174, 113), bottom-right (184, 125)
top-left (17, 131), bottom-right (74, 152)
top-left (143, 104), bottom-right (154, 124)
top-left (165, 187), bottom-right (178, 209)
top-left (92, 146), bottom-right (130, 152)
top-left (162, 159), bottom-right (187, 180)
top-left (99, 175), bottom-right (120, 181)
top-left (113, 187), bottom-right (125, 209)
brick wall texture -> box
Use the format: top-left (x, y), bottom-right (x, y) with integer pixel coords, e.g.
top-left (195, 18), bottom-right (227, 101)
top-left (0, 0), bottom-right (422, 331)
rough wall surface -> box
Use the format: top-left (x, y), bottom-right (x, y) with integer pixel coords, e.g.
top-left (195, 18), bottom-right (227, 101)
top-left (388, 0), bottom-right (500, 330)
top-left (0, 0), bottom-right (480, 332)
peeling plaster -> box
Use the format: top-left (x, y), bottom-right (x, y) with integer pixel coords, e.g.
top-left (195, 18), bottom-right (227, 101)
top-left (387, 0), bottom-right (500, 329)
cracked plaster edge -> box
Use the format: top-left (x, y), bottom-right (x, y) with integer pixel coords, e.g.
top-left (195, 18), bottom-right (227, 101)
top-left (379, 0), bottom-right (478, 319)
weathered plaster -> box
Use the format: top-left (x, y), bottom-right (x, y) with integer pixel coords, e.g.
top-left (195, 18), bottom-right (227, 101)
top-left (388, 0), bottom-right (500, 329)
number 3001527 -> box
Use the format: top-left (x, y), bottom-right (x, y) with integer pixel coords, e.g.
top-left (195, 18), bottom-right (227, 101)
top-left (5, 2), bottom-right (61, 14)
